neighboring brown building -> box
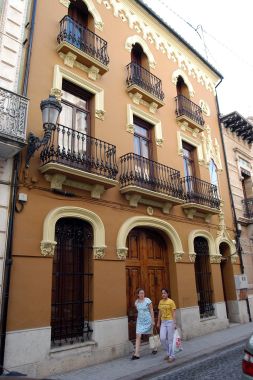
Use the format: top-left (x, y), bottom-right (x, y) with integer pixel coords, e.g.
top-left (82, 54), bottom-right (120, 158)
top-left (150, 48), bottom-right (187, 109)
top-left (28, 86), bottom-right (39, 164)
top-left (3, 0), bottom-right (249, 376)
top-left (220, 111), bottom-right (253, 306)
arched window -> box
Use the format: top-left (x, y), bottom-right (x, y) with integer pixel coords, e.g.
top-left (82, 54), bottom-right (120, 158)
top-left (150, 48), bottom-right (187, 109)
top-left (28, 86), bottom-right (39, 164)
top-left (51, 217), bottom-right (93, 346)
top-left (131, 43), bottom-right (149, 70)
top-left (176, 75), bottom-right (190, 99)
top-left (194, 237), bottom-right (214, 318)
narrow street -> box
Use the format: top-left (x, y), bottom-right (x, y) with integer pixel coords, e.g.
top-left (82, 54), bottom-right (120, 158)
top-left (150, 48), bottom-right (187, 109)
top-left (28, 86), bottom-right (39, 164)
top-left (149, 343), bottom-right (244, 380)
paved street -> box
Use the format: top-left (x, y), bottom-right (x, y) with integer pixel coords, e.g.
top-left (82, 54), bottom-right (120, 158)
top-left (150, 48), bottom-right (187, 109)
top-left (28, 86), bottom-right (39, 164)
top-left (149, 342), bottom-right (244, 380)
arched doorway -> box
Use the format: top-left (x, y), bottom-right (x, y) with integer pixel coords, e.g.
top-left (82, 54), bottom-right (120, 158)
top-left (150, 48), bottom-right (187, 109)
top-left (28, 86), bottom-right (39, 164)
top-left (176, 75), bottom-right (190, 98)
top-left (51, 217), bottom-right (93, 346)
top-left (194, 237), bottom-right (214, 318)
top-left (126, 227), bottom-right (169, 340)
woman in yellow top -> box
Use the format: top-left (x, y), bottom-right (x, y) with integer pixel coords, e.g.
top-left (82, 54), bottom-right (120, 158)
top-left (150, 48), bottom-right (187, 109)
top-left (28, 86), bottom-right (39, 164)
top-left (157, 288), bottom-right (176, 362)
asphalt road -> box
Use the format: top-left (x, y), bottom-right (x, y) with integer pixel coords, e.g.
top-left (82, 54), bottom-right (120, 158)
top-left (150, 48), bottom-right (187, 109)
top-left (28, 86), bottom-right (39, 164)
top-left (149, 342), bottom-right (244, 380)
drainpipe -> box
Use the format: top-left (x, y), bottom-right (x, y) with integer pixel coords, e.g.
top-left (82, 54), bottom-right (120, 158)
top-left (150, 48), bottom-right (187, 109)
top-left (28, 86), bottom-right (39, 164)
top-left (215, 79), bottom-right (252, 322)
top-left (0, 0), bottom-right (38, 374)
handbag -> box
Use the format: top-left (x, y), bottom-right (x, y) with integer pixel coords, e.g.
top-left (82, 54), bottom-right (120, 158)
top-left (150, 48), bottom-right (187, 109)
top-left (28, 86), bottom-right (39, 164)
top-left (172, 328), bottom-right (183, 353)
top-left (149, 328), bottom-right (161, 350)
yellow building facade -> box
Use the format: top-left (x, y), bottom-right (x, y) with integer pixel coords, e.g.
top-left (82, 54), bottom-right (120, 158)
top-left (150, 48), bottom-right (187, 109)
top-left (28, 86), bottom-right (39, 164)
top-left (3, 0), bottom-right (249, 376)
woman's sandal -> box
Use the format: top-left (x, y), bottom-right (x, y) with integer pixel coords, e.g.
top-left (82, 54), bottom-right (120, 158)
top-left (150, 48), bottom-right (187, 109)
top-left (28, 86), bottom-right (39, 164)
top-left (131, 355), bottom-right (140, 360)
top-left (152, 349), bottom-right (158, 355)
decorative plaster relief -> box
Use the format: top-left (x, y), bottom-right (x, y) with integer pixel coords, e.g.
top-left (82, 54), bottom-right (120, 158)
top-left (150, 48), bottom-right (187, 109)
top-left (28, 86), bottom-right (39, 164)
top-left (172, 69), bottom-right (195, 98)
top-left (53, 65), bottom-right (105, 120)
top-left (125, 35), bottom-right (156, 69)
top-left (59, 0), bottom-right (70, 7)
top-left (97, 0), bottom-right (218, 94)
top-left (127, 104), bottom-right (163, 147)
top-left (64, 51), bottom-right (77, 68)
top-left (93, 247), bottom-right (105, 259)
top-left (117, 248), bottom-right (128, 260)
top-left (177, 130), bottom-right (204, 164)
top-left (199, 99), bottom-right (210, 116)
top-left (210, 254), bottom-right (222, 264)
top-left (189, 253), bottom-right (196, 263)
top-left (201, 125), bottom-right (222, 170)
top-left (40, 241), bottom-right (57, 257)
top-left (59, 52), bottom-right (101, 81)
top-left (174, 252), bottom-right (183, 262)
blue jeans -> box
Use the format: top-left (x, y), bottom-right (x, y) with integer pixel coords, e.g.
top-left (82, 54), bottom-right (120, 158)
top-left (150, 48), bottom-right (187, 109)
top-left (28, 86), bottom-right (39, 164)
top-left (160, 320), bottom-right (175, 358)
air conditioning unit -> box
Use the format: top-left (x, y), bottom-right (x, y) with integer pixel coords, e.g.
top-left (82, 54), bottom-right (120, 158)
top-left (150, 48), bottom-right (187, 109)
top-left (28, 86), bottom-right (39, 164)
top-left (234, 274), bottom-right (248, 289)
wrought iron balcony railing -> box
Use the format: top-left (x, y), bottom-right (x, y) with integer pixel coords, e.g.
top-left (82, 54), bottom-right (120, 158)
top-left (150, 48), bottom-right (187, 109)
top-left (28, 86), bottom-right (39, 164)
top-left (181, 176), bottom-right (220, 209)
top-left (119, 152), bottom-right (183, 199)
top-left (175, 95), bottom-right (205, 127)
top-left (242, 198), bottom-right (253, 219)
top-left (0, 87), bottom-right (28, 141)
top-left (57, 15), bottom-right (109, 66)
top-left (126, 62), bottom-right (165, 102)
top-left (40, 124), bottom-right (118, 179)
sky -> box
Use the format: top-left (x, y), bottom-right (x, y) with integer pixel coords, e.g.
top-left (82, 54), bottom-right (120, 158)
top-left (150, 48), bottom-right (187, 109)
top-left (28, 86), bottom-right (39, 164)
top-left (142, 0), bottom-right (253, 118)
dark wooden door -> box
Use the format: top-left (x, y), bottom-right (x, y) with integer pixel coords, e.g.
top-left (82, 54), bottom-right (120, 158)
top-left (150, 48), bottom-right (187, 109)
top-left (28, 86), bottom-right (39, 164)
top-left (126, 228), bottom-right (169, 340)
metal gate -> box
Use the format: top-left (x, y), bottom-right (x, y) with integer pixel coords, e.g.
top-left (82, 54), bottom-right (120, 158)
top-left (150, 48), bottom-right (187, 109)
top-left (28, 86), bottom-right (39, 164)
top-left (51, 218), bottom-right (93, 346)
top-left (194, 237), bottom-right (214, 318)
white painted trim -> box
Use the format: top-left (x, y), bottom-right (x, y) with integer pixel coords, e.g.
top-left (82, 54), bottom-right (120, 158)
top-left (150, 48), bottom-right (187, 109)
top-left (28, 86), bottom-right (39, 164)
top-left (125, 35), bottom-right (156, 69)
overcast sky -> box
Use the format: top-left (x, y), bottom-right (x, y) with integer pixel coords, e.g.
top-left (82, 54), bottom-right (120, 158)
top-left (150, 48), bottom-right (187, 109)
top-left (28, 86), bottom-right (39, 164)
top-left (142, 0), bottom-right (253, 118)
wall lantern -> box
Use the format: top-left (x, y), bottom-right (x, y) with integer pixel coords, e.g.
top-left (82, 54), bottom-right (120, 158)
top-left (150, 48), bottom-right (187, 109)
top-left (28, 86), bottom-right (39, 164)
top-left (25, 95), bottom-right (62, 168)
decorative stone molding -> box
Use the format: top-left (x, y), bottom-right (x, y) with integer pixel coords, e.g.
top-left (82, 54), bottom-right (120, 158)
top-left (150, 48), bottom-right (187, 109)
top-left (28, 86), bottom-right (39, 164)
top-left (128, 93), bottom-right (159, 114)
top-left (188, 230), bottom-right (216, 259)
top-left (117, 248), bottom-right (128, 260)
top-left (59, 0), bottom-right (70, 7)
top-left (149, 102), bottom-right (159, 114)
top-left (93, 247), bottom-right (105, 259)
top-left (53, 65), bottom-right (105, 121)
top-left (41, 206), bottom-right (106, 253)
top-left (64, 52), bottom-right (77, 68)
top-left (40, 241), bottom-right (57, 257)
top-left (210, 255), bottom-right (222, 264)
top-left (97, 0), bottom-right (218, 94)
top-left (199, 99), bottom-right (210, 116)
top-left (231, 254), bottom-right (239, 264)
top-left (127, 104), bottom-right (163, 145)
top-left (177, 130), bottom-right (205, 165)
top-left (50, 88), bottom-right (63, 101)
top-left (189, 253), bottom-right (196, 263)
top-left (117, 216), bottom-right (184, 259)
top-left (146, 206), bottom-right (154, 216)
top-left (131, 92), bottom-right (143, 105)
top-left (88, 65), bottom-right (100, 80)
top-left (172, 69), bottom-right (195, 98)
top-left (156, 138), bottom-right (164, 147)
top-left (125, 35), bottom-right (156, 69)
top-left (174, 251), bottom-right (183, 262)
top-left (201, 125), bottom-right (222, 170)
top-left (95, 109), bottom-right (105, 120)
top-left (45, 174), bottom-right (66, 190)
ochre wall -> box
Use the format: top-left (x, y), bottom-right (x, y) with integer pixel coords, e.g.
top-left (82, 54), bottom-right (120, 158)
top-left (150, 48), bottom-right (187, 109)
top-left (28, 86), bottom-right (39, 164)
top-left (7, 0), bottom-right (239, 331)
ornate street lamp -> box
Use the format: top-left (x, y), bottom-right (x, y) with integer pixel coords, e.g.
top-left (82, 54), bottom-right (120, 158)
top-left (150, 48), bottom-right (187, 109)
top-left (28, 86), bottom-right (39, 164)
top-left (25, 95), bottom-right (62, 168)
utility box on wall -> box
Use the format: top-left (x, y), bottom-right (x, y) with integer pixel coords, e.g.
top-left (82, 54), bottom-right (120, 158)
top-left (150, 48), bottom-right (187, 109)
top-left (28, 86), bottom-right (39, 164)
top-left (234, 274), bottom-right (248, 290)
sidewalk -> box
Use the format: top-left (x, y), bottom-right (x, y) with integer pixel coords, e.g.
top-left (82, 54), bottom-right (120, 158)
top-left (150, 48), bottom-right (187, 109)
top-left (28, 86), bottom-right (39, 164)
top-left (51, 322), bottom-right (253, 380)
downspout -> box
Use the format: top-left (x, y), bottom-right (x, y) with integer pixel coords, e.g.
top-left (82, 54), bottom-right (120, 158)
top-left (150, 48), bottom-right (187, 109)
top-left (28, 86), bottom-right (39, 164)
top-left (0, 0), bottom-right (37, 374)
top-left (215, 79), bottom-right (252, 322)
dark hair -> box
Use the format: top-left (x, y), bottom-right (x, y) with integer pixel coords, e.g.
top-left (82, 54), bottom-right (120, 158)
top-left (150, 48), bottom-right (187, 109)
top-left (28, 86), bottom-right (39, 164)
top-left (161, 288), bottom-right (169, 296)
top-left (136, 288), bottom-right (145, 295)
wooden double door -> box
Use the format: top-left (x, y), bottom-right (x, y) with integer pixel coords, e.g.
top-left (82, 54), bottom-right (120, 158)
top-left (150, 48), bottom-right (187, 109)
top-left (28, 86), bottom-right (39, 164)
top-left (126, 228), bottom-right (169, 340)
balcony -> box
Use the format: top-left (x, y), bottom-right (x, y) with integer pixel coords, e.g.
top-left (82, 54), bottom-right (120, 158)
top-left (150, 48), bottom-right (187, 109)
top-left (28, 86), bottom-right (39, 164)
top-left (126, 62), bottom-right (165, 110)
top-left (242, 198), bottom-right (253, 220)
top-left (39, 124), bottom-right (118, 199)
top-left (57, 16), bottom-right (109, 76)
top-left (119, 153), bottom-right (184, 213)
top-left (181, 176), bottom-right (220, 222)
top-left (0, 87), bottom-right (28, 158)
top-left (175, 95), bottom-right (205, 131)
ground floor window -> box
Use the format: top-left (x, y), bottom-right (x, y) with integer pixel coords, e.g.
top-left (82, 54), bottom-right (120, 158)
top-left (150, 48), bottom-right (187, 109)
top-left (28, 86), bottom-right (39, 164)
top-left (51, 217), bottom-right (93, 346)
top-left (194, 237), bottom-right (214, 318)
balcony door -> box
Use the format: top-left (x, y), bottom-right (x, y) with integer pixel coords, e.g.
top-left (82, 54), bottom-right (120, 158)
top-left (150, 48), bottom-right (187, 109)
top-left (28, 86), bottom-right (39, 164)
top-left (133, 116), bottom-right (152, 187)
top-left (58, 80), bottom-right (91, 166)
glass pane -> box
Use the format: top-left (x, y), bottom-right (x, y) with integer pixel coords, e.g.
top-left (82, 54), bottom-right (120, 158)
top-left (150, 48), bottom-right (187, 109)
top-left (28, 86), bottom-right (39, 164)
top-left (59, 103), bottom-right (72, 127)
top-left (141, 139), bottom-right (149, 159)
top-left (76, 110), bottom-right (88, 134)
top-left (134, 136), bottom-right (141, 155)
top-left (134, 124), bottom-right (148, 137)
top-left (62, 90), bottom-right (87, 110)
